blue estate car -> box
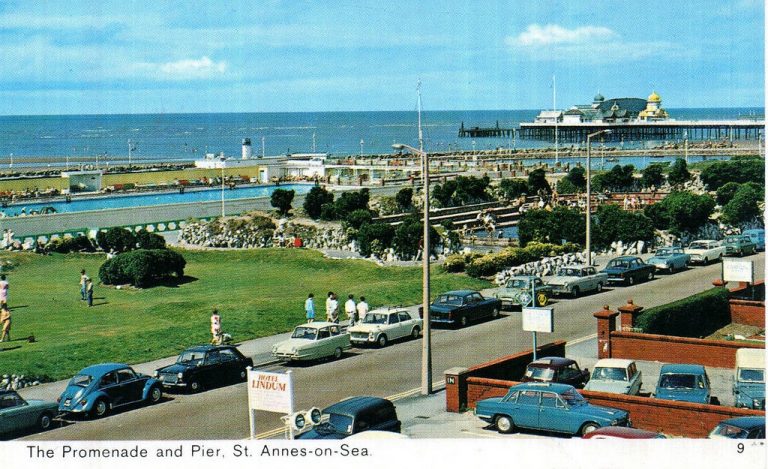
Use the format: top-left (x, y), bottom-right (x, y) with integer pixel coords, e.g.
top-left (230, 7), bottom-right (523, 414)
top-left (600, 256), bottom-right (656, 286)
top-left (647, 247), bottom-right (690, 273)
top-left (742, 229), bottom-right (765, 251)
top-left (58, 363), bottom-right (162, 418)
top-left (474, 382), bottom-right (630, 436)
top-left (654, 364), bottom-right (711, 404)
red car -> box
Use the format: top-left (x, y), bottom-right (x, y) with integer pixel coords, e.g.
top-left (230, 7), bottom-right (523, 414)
top-left (520, 357), bottom-right (590, 389)
top-left (582, 426), bottom-right (666, 439)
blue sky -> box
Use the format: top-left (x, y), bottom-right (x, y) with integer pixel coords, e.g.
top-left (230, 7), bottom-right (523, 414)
top-left (0, 0), bottom-right (763, 114)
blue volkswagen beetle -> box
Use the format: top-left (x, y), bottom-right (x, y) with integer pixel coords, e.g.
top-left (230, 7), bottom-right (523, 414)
top-left (474, 382), bottom-right (630, 436)
top-left (58, 363), bottom-right (162, 418)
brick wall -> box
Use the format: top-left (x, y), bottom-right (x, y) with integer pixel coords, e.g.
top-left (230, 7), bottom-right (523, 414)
top-left (464, 377), bottom-right (764, 437)
top-left (728, 280), bottom-right (765, 328)
top-left (609, 331), bottom-right (764, 368)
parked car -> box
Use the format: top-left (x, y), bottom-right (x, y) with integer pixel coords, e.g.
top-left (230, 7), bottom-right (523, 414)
top-left (724, 235), bottom-right (757, 257)
top-left (654, 363), bottom-right (711, 404)
top-left (742, 229), bottom-right (765, 251)
top-left (0, 390), bottom-right (58, 437)
top-left (547, 265), bottom-right (608, 298)
top-left (57, 363), bottom-right (162, 418)
top-left (685, 239), bottom-right (726, 265)
top-left (583, 358), bottom-right (643, 395)
top-left (582, 426), bottom-right (666, 439)
top-left (494, 276), bottom-right (552, 308)
top-left (521, 357), bottom-right (590, 388)
top-left (600, 256), bottom-right (655, 286)
top-left (647, 247), bottom-right (690, 273)
top-left (709, 416), bottom-right (765, 439)
top-left (427, 290), bottom-right (502, 327)
top-left (295, 396), bottom-right (401, 439)
top-left (154, 345), bottom-right (253, 393)
top-left (474, 382), bottom-right (630, 436)
top-left (272, 322), bottom-right (350, 362)
top-left (348, 308), bottom-right (421, 347)
top-left (733, 348), bottom-right (765, 410)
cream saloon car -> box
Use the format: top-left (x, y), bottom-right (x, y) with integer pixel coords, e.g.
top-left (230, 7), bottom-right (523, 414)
top-left (272, 322), bottom-right (351, 362)
top-left (348, 309), bottom-right (422, 347)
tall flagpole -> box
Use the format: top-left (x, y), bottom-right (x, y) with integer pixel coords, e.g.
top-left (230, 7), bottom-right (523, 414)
top-left (553, 74), bottom-right (558, 165)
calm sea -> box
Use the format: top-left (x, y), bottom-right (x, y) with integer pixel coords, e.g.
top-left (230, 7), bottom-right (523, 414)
top-left (0, 108), bottom-right (761, 167)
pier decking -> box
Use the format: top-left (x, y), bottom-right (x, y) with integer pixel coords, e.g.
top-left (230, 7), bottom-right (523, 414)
top-left (518, 120), bottom-right (764, 142)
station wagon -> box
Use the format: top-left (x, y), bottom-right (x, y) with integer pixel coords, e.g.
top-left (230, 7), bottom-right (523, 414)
top-left (272, 322), bottom-right (350, 362)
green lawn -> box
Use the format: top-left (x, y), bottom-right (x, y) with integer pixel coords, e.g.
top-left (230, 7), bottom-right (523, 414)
top-left (0, 249), bottom-right (489, 381)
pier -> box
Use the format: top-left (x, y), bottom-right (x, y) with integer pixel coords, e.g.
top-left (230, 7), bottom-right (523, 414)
top-left (458, 121), bottom-right (515, 138)
top-left (518, 120), bottom-right (764, 142)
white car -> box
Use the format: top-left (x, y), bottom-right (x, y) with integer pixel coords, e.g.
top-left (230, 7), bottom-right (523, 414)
top-left (271, 322), bottom-right (351, 362)
top-left (547, 265), bottom-right (608, 298)
top-left (583, 358), bottom-right (643, 395)
top-left (685, 239), bottom-right (726, 265)
top-left (348, 309), bottom-right (422, 347)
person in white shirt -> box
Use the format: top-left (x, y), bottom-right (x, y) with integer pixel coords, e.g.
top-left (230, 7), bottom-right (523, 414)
top-left (356, 296), bottom-right (369, 321)
top-left (344, 294), bottom-right (357, 326)
top-left (325, 292), bottom-right (334, 322)
top-left (328, 293), bottom-right (339, 323)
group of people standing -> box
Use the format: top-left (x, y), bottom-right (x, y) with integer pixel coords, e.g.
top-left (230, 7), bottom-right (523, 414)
top-left (304, 292), bottom-right (369, 326)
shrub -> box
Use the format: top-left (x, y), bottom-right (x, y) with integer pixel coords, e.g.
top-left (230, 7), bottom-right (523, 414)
top-left (96, 227), bottom-right (137, 253)
top-left (303, 186), bottom-right (334, 219)
top-left (395, 187), bottom-right (414, 212)
top-left (716, 182), bottom-right (742, 205)
top-left (270, 188), bottom-right (295, 216)
top-left (357, 223), bottom-right (395, 257)
top-left (99, 249), bottom-right (186, 288)
top-left (722, 184), bottom-right (763, 225)
top-left (136, 229), bottom-right (166, 250)
top-left (700, 157), bottom-right (764, 191)
top-left (498, 178), bottom-right (528, 200)
top-left (641, 164), bottom-right (665, 188)
top-left (591, 205), bottom-right (655, 249)
top-left (442, 252), bottom-right (483, 273)
top-left (527, 169), bottom-right (551, 194)
top-left (392, 215), bottom-right (440, 260)
top-left (644, 191), bottom-right (715, 235)
top-left (667, 158), bottom-right (691, 186)
top-left (344, 209), bottom-right (374, 231)
top-left (634, 287), bottom-right (730, 337)
top-left (465, 254), bottom-right (504, 278)
top-left (47, 235), bottom-right (95, 253)
top-left (464, 243), bottom-right (579, 278)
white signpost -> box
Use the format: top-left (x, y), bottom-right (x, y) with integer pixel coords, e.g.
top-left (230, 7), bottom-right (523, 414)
top-left (246, 368), bottom-right (294, 439)
top-left (522, 307), bottom-right (554, 360)
top-left (722, 259), bottom-right (755, 284)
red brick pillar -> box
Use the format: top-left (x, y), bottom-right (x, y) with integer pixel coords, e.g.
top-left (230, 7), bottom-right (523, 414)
top-left (444, 367), bottom-right (469, 413)
top-left (593, 305), bottom-right (619, 359)
top-left (618, 299), bottom-right (644, 332)
top-left (712, 279), bottom-right (727, 288)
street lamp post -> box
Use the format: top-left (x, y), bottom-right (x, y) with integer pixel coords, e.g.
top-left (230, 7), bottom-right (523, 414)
top-left (586, 129), bottom-right (611, 267)
top-left (220, 156), bottom-right (226, 218)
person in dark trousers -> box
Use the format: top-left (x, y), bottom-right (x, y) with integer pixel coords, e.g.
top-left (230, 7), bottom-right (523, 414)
top-left (80, 269), bottom-right (89, 301)
top-left (86, 278), bottom-right (94, 307)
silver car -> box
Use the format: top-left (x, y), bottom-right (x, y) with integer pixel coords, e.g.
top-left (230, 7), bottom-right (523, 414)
top-left (547, 265), bottom-right (608, 298)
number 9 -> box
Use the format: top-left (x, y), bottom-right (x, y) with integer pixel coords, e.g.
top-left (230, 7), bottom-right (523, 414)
top-left (737, 443), bottom-right (744, 453)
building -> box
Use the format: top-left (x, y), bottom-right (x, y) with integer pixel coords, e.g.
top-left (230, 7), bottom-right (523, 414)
top-left (552, 92), bottom-right (668, 124)
top-left (638, 91), bottom-right (670, 121)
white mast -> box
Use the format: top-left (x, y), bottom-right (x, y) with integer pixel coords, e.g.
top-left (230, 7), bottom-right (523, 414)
top-left (312, 132), bottom-right (317, 153)
top-left (261, 136), bottom-right (265, 158)
top-left (553, 74), bottom-right (558, 165)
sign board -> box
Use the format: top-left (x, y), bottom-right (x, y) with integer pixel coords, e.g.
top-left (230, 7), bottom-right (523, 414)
top-left (722, 259), bottom-right (754, 283)
top-left (247, 369), bottom-right (294, 414)
top-left (522, 307), bottom-right (554, 333)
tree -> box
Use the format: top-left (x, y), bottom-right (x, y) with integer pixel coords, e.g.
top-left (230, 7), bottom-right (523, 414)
top-left (699, 157), bottom-right (764, 191)
top-left (591, 205), bottom-right (655, 250)
top-left (518, 207), bottom-right (585, 247)
top-left (667, 158), bottom-right (691, 186)
top-left (498, 178), bottom-right (528, 200)
top-left (270, 188), bottom-right (295, 216)
top-left (644, 190), bottom-right (715, 234)
top-left (333, 189), bottom-right (370, 219)
top-left (344, 209), bottom-right (374, 230)
top-left (641, 164), bottom-right (665, 189)
top-left (722, 185), bottom-right (762, 225)
top-left (565, 167), bottom-right (586, 189)
top-left (716, 182), bottom-right (742, 206)
top-left (96, 227), bottom-right (137, 253)
top-left (432, 179), bottom-right (458, 207)
top-left (431, 176), bottom-right (491, 207)
top-left (99, 249), bottom-right (186, 288)
top-left (356, 222), bottom-right (395, 257)
top-left (392, 215), bottom-right (440, 260)
top-left (303, 186), bottom-right (334, 219)
top-left (591, 164), bottom-right (635, 192)
top-left (527, 168), bottom-right (551, 195)
top-left (395, 187), bottom-right (414, 212)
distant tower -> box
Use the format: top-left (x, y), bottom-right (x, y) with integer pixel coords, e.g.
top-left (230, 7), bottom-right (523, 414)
top-left (639, 91), bottom-right (668, 121)
top-left (242, 138), bottom-right (252, 160)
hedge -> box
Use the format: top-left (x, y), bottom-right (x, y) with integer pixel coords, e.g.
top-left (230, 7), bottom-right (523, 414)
top-left (634, 287), bottom-right (730, 337)
top-left (463, 242), bottom-right (580, 278)
top-left (99, 249), bottom-right (186, 288)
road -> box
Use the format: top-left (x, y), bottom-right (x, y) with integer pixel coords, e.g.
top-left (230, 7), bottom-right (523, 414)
top-left (22, 252), bottom-right (764, 440)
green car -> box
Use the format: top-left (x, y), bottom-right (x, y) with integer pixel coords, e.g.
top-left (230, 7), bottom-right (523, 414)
top-left (724, 235), bottom-right (757, 257)
top-left (0, 390), bottom-right (59, 438)
top-left (495, 275), bottom-right (552, 309)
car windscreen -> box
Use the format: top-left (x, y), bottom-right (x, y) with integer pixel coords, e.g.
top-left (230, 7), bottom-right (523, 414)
top-left (291, 327), bottom-right (318, 340)
top-left (738, 368), bottom-right (765, 383)
top-left (327, 413), bottom-right (354, 435)
top-left (69, 374), bottom-right (93, 387)
top-left (710, 424), bottom-right (750, 439)
top-left (177, 351), bottom-right (206, 363)
top-left (506, 279), bottom-right (529, 288)
top-left (434, 295), bottom-right (462, 306)
top-left (658, 373), bottom-right (697, 389)
top-left (655, 249), bottom-right (672, 256)
top-left (557, 268), bottom-right (580, 277)
top-left (688, 242), bottom-right (708, 249)
top-left (525, 366), bottom-right (555, 381)
top-left (362, 313), bottom-right (388, 324)
top-left (593, 367), bottom-right (628, 381)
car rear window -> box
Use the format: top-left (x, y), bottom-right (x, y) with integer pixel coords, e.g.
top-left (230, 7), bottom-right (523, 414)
top-left (525, 366), bottom-right (555, 381)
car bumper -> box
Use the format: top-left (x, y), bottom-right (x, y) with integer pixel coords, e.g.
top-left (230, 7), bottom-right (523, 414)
top-left (430, 317), bottom-right (457, 324)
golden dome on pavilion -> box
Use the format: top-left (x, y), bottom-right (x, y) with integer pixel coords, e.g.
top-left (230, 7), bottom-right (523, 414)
top-left (648, 91), bottom-right (661, 102)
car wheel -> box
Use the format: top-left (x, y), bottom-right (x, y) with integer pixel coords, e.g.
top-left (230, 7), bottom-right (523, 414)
top-left (495, 415), bottom-right (514, 434)
top-left (91, 399), bottom-right (109, 419)
top-left (38, 412), bottom-right (53, 431)
top-left (189, 380), bottom-right (202, 393)
top-left (459, 316), bottom-right (469, 328)
top-left (581, 422), bottom-right (599, 436)
top-left (647, 271), bottom-right (655, 281)
top-left (596, 282), bottom-right (604, 293)
top-left (702, 257), bottom-right (708, 264)
top-left (149, 386), bottom-right (162, 404)
top-left (668, 264), bottom-right (675, 274)
top-left (377, 334), bottom-right (388, 347)
top-left (411, 327), bottom-right (420, 339)
top-left (333, 347), bottom-right (343, 359)
top-left (491, 307), bottom-right (500, 319)
top-left (240, 370), bottom-right (247, 381)
top-left (627, 276), bottom-right (635, 286)
top-left (571, 287), bottom-right (580, 298)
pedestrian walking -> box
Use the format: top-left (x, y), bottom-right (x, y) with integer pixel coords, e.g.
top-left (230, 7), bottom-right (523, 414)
top-left (345, 294), bottom-right (357, 326)
top-left (328, 293), bottom-right (339, 323)
top-left (356, 296), bottom-right (369, 321)
top-left (86, 278), bottom-right (94, 307)
top-left (0, 274), bottom-right (8, 307)
top-left (305, 293), bottom-right (316, 323)
top-left (210, 309), bottom-right (222, 345)
top-left (79, 269), bottom-right (89, 301)
top-left (0, 305), bottom-right (10, 342)
top-left (325, 291), bottom-right (334, 322)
